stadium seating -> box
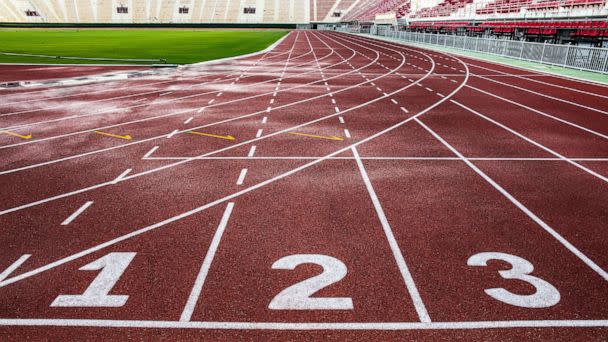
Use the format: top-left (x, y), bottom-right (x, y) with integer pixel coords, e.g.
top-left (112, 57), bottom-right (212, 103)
top-left (0, 0), bottom-right (311, 24)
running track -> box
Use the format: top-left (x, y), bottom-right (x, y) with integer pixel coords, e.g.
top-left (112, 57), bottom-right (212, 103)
top-left (0, 31), bottom-right (606, 340)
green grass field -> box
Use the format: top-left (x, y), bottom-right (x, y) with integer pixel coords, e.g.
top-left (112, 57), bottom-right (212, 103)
top-left (0, 29), bottom-right (289, 65)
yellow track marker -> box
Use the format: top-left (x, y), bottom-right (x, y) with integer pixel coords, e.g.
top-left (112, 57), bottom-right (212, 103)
top-left (1, 130), bottom-right (32, 140)
top-left (188, 131), bottom-right (235, 141)
top-left (288, 132), bottom-right (344, 141)
top-left (94, 131), bottom-right (132, 140)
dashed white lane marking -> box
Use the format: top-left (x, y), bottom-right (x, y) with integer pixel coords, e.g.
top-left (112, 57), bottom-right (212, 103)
top-left (383, 93), bottom-right (389, 97)
top-left (167, 129), bottom-right (179, 139)
top-left (208, 99), bottom-right (215, 105)
top-left (328, 93), bottom-right (333, 97)
top-left (326, 87), bottom-right (331, 91)
top-left (261, 116), bottom-right (267, 124)
top-left (273, 92), bottom-right (277, 97)
top-left (248, 145), bottom-right (257, 157)
top-left (197, 107), bottom-right (205, 113)
top-left (159, 92), bottom-right (172, 97)
top-left (338, 116), bottom-right (345, 124)
top-left (61, 201), bottom-right (94, 226)
top-left (270, 98), bottom-right (275, 104)
top-left (400, 107), bottom-right (409, 113)
top-left (334, 106), bottom-right (340, 113)
top-left (266, 107), bottom-right (272, 113)
top-left (216, 92), bottom-right (223, 97)
top-left (391, 99), bottom-right (398, 104)
top-left (132, 98), bottom-right (148, 103)
top-left (180, 202), bottom-right (235, 322)
top-left (236, 168), bottom-right (248, 185)
top-left (344, 129), bottom-right (351, 138)
top-left (451, 79), bottom-right (458, 83)
top-left (437, 93), bottom-right (445, 98)
top-left (112, 169), bottom-right (132, 184)
top-left (184, 117), bottom-right (194, 124)
top-left (425, 87), bottom-right (433, 92)
top-left (143, 146), bottom-right (159, 159)
top-left (256, 129), bottom-right (263, 138)
top-left (440, 76), bottom-right (447, 80)
top-left (370, 82), bottom-right (375, 86)
top-left (376, 87), bottom-right (382, 92)
top-left (0, 255), bottom-right (31, 282)
top-left (331, 99), bottom-right (336, 104)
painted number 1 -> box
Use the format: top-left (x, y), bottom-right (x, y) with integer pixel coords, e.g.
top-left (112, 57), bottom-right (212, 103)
top-left (51, 252), bottom-right (136, 307)
top-left (468, 252), bottom-right (560, 308)
top-left (269, 254), bottom-right (353, 310)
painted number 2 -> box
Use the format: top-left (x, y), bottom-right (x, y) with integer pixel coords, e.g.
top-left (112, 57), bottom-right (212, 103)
top-left (269, 254), bottom-right (353, 310)
top-left (467, 252), bottom-right (560, 308)
top-left (51, 252), bottom-right (136, 307)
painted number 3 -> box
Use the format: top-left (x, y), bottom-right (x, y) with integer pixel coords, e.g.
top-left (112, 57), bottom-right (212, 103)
top-left (467, 252), bottom-right (560, 308)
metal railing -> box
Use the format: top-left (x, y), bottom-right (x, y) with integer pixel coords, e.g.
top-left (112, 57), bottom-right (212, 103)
top-left (372, 30), bottom-right (608, 74)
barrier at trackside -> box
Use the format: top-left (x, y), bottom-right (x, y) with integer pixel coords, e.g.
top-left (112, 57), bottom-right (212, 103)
top-left (337, 26), bottom-right (608, 74)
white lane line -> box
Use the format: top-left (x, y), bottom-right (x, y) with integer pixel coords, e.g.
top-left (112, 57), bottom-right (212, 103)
top-left (273, 92), bottom-right (277, 97)
top-left (326, 87), bottom-right (331, 91)
top-left (236, 168), bottom-right (248, 185)
top-left (266, 107), bottom-right (272, 113)
top-left (184, 117), bottom-right (194, 124)
top-left (143, 146), bottom-right (159, 159)
top-left (466, 85), bottom-right (608, 140)
top-left (383, 93), bottom-right (389, 97)
top-left (112, 169), bottom-right (132, 184)
top-left (452, 100), bottom-right (608, 182)
top-left (415, 118), bottom-right (608, 282)
top-left (208, 99), bottom-right (215, 105)
top-left (352, 146), bottom-right (431, 323)
top-left (247, 145), bottom-right (256, 157)
top-left (132, 98), bottom-right (148, 104)
top-left (425, 87), bottom-right (433, 92)
top-left (216, 92), bottom-right (223, 97)
top-left (167, 129), bottom-right (179, 139)
top-left (270, 98), bottom-right (275, 104)
top-left (61, 201), bottom-right (94, 226)
top-left (331, 99), bottom-right (336, 104)
top-left (180, 202), bottom-right (235, 322)
top-left (159, 92), bottom-right (172, 97)
top-left (344, 129), bottom-right (351, 138)
top-left (261, 116), bottom-right (268, 124)
top-left (339, 116), bottom-right (345, 124)
top-left (256, 129), bottom-right (263, 138)
top-left (436, 93), bottom-right (445, 98)
top-left (197, 107), bottom-right (205, 113)
top-left (451, 79), bottom-right (457, 83)
top-left (140, 156), bottom-right (608, 161)
top-left (0, 255), bottom-right (31, 282)
top-left (1, 318), bottom-right (607, 330)
top-left (335, 106), bottom-right (340, 113)
top-left (376, 87), bottom-right (382, 92)
top-left (391, 99), bottom-right (398, 104)
top-left (400, 107), bottom-right (409, 113)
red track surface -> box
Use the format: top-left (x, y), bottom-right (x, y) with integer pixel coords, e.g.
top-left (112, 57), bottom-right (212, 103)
top-left (0, 31), bottom-right (606, 340)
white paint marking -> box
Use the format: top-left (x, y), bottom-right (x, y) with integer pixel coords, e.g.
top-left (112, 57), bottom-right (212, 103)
top-left (416, 118), bottom-right (608, 281)
top-left (344, 129), bottom-right (351, 138)
top-left (180, 203), bottom-right (235, 322)
top-left (159, 92), bottom-right (172, 97)
top-left (266, 107), bottom-right (272, 113)
top-left (112, 169), bottom-right (132, 185)
top-left (261, 117), bottom-right (268, 124)
top-left (167, 129), bottom-right (179, 139)
top-left (391, 99), bottom-right (398, 104)
top-left (184, 117), bottom-right (194, 124)
top-left (270, 98), bottom-right (275, 104)
top-left (437, 93), bottom-right (445, 98)
top-left (236, 169), bottom-right (248, 185)
top-left (400, 107), bottom-right (409, 113)
top-left (61, 201), bottom-right (94, 226)
top-left (143, 146), bottom-right (159, 159)
top-left (352, 147), bottom-right (431, 323)
top-left (216, 92), bottom-right (223, 97)
top-left (208, 99), bottom-right (215, 105)
top-left (425, 87), bottom-right (433, 92)
top-left (331, 99), bottom-right (336, 104)
top-left (256, 129), bottom-right (263, 138)
top-left (248, 146), bottom-right (257, 157)
top-left (334, 106), bottom-right (340, 113)
top-left (197, 107), bottom-right (205, 113)
top-left (0, 255), bottom-right (31, 282)
top-left (338, 116), bottom-right (345, 124)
